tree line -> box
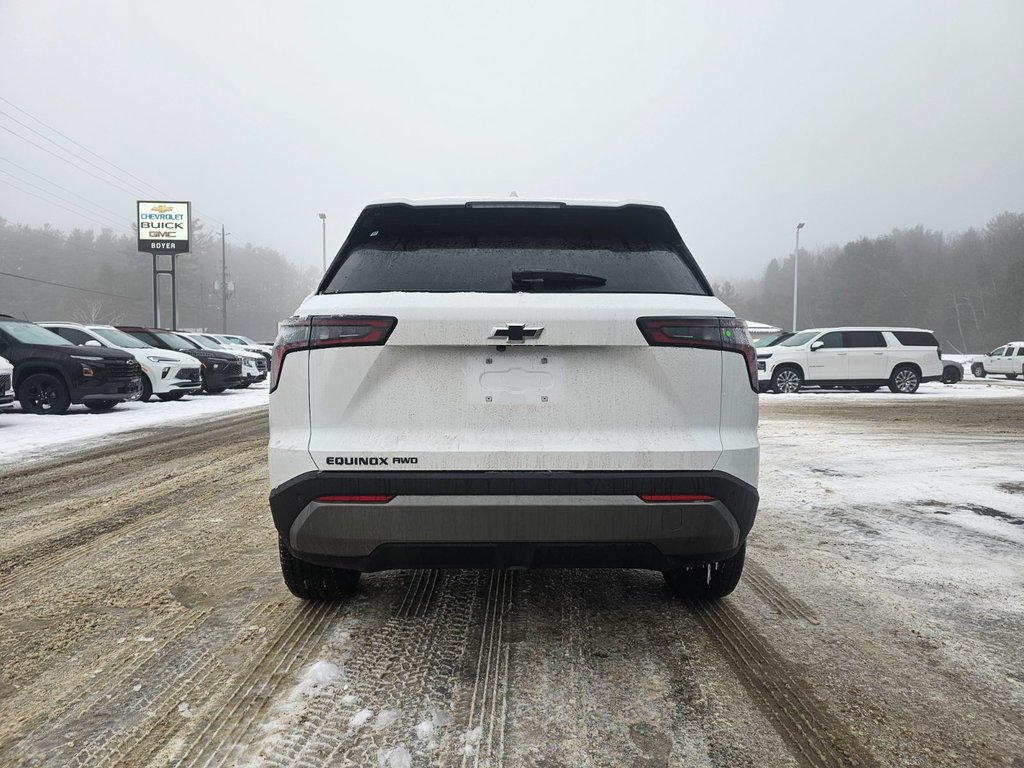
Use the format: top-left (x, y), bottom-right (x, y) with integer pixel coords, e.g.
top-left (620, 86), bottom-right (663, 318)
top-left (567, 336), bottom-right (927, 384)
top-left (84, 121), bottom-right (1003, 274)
top-left (714, 212), bottom-right (1024, 353)
top-left (0, 219), bottom-right (318, 341)
top-left (2, 211), bottom-right (1021, 351)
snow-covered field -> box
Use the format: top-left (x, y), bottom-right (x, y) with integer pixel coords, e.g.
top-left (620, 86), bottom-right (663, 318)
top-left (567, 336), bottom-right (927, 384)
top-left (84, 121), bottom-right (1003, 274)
top-left (0, 384), bottom-right (269, 467)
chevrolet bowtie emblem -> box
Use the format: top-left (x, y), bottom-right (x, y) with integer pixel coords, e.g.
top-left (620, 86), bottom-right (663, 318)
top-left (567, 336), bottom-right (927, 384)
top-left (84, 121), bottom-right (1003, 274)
top-left (489, 324), bottom-right (543, 343)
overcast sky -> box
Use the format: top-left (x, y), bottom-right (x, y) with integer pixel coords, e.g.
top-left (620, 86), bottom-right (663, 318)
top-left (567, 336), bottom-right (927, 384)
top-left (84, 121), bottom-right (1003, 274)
top-left (1, 0), bottom-right (1022, 282)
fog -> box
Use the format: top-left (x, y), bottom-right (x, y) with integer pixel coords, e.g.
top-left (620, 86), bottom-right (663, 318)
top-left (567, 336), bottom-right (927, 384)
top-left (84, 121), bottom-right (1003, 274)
top-left (2, 0), bottom-right (1023, 283)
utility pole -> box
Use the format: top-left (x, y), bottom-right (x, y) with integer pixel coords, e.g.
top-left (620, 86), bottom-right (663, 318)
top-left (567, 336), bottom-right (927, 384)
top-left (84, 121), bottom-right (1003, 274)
top-left (221, 225), bottom-right (228, 333)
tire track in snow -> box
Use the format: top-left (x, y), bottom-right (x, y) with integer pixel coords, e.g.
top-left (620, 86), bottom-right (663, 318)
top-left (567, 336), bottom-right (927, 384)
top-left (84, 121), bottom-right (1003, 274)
top-left (693, 600), bottom-right (881, 768)
top-left (247, 571), bottom-right (481, 767)
top-left (457, 569), bottom-right (514, 768)
top-left (745, 561), bottom-right (820, 625)
top-left (0, 446), bottom-right (261, 587)
top-left (166, 599), bottom-right (340, 768)
top-left (0, 410), bottom-right (266, 509)
top-left (396, 569), bottom-right (442, 619)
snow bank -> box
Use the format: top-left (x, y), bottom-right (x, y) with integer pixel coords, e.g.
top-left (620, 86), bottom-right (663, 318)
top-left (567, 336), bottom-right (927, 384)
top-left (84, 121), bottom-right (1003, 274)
top-left (0, 384), bottom-right (269, 467)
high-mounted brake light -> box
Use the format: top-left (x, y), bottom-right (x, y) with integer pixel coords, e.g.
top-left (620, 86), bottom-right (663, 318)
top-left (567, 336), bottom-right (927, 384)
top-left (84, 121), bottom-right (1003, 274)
top-left (315, 495), bottom-right (395, 503)
top-left (639, 494), bottom-right (715, 503)
top-left (270, 315), bottom-right (397, 391)
top-left (636, 317), bottom-right (758, 393)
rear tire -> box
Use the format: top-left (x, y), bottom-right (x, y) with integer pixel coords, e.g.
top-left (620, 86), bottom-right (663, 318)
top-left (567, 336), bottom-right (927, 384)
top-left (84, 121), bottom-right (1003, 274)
top-left (771, 366), bottom-right (803, 394)
top-left (888, 365), bottom-right (920, 394)
top-left (1007, 373), bottom-right (1019, 380)
top-left (664, 544), bottom-right (746, 601)
top-left (278, 537), bottom-right (360, 601)
top-left (941, 366), bottom-right (961, 384)
top-left (971, 363), bottom-right (987, 378)
top-left (205, 386), bottom-right (226, 394)
top-left (84, 400), bottom-right (119, 412)
top-left (156, 391), bottom-right (186, 401)
top-left (18, 373), bottom-right (71, 415)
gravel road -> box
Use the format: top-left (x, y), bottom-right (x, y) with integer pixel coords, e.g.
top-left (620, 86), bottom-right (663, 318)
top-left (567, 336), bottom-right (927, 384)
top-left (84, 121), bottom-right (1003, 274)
top-left (1, 397), bottom-right (1021, 767)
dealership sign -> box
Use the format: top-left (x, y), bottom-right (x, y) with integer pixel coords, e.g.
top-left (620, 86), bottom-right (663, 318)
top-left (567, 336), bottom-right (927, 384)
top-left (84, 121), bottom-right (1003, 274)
top-left (137, 200), bottom-right (191, 253)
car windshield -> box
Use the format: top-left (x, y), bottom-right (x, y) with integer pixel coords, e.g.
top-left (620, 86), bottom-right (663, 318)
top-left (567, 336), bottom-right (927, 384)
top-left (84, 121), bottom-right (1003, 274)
top-left (754, 333), bottom-right (791, 347)
top-left (225, 335), bottom-right (250, 344)
top-left (153, 331), bottom-right (197, 349)
top-left (778, 331), bottom-right (819, 347)
top-left (188, 335), bottom-right (222, 350)
top-left (92, 327), bottom-right (151, 349)
top-left (0, 320), bottom-right (74, 346)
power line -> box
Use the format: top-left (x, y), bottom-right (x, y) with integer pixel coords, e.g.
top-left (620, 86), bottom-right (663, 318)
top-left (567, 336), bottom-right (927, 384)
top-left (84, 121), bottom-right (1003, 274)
top-left (0, 123), bottom-right (143, 200)
top-left (0, 95), bottom-right (168, 198)
top-left (0, 154), bottom-right (134, 221)
top-left (0, 167), bottom-right (129, 230)
top-left (0, 95), bottom-right (228, 229)
top-left (0, 178), bottom-right (132, 234)
top-left (0, 269), bottom-right (147, 302)
top-left (0, 108), bottom-right (155, 198)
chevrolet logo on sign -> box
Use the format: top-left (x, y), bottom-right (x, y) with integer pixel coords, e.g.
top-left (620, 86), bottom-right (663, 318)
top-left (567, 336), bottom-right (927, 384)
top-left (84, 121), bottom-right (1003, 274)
top-left (151, 205), bottom-right (175, 213)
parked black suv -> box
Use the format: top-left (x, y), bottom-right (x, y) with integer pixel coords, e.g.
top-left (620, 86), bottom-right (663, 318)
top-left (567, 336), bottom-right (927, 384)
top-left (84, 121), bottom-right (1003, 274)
top-left (0, 315), bottom-right (142, 414)
top-left (117, 326), bottom-right (244, 393)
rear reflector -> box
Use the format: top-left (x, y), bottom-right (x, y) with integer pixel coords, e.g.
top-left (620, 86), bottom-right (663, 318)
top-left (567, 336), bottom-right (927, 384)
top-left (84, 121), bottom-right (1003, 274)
top-left (638, 494), bottom-right (715, 503)
top-left (270, 315), bottom-right (397, 391)
top-left (315, 495), bottom-right (395, 503)
top-left (636, 316), bottom-right (758, 393)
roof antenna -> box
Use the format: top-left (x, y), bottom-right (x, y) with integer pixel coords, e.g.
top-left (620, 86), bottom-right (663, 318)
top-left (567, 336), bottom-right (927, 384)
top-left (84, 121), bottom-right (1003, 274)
top-left (509, 190), bottom-right (518, 198)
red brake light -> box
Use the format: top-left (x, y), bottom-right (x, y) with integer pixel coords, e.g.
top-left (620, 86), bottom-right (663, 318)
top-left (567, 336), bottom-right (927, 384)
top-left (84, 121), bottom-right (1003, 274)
top-left (636, 317), bottom-right (758, 393)
top-left (315, 495), bottom-right (395, 503)
top-left (639, 494), bottom-right (715, 503)
top-left (270, 315), bottom-right (397, 391)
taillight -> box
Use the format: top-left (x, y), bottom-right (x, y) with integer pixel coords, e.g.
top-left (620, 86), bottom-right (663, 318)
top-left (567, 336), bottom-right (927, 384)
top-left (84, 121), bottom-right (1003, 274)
top-left (636, 317), bottom-right (758, 393)
top-left (639, 494), bottom-right (715, 503)
top-left (315, 495), bottom-right (395, 503)
top-left (270, 315), bottom-right (397, 391)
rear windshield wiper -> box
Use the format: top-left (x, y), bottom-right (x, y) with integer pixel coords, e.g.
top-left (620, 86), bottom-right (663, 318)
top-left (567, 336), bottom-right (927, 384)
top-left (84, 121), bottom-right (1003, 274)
top-left (511, 269), bottom-right (607, 290)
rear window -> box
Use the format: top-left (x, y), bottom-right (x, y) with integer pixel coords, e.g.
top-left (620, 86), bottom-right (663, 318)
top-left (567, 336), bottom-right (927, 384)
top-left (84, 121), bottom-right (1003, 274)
top-left (322, 206), bottom-right (709, 295)
top-left (892, 331), bottom-right (938, 347)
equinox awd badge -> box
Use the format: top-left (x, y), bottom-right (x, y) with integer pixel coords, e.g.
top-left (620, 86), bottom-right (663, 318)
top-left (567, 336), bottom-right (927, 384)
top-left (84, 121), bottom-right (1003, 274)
top-left (489, 323), bottom-right (544, 343)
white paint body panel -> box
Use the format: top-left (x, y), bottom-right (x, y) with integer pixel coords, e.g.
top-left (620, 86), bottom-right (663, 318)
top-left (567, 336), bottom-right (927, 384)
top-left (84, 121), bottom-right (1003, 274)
top-left (269, 292), bottom-right (759, 490)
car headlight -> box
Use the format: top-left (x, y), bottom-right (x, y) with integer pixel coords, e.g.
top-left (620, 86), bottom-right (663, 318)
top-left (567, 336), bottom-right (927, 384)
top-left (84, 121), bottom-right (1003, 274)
top-left (147, 355), bottom-right (178, 363)
top-left (71, 354), bottom-right (104, 361)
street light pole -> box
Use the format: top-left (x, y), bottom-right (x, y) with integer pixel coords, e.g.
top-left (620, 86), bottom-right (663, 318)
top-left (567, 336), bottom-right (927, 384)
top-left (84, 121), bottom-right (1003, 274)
top-left (792, 222), bottom-right (805, 331)
top-left (319, 213), bottom-right (327, 272)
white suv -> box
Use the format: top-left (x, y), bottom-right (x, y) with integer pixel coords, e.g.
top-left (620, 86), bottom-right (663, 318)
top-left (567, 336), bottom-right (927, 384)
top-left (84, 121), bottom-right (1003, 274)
top-left (40, 322), bottom-right (203, 402)
top-left (758, 327), bottom-right (943, 394)
top-left (269, 199), bottom-right (759, 601)
top-left (970, 342), bottom-right (1024, 379)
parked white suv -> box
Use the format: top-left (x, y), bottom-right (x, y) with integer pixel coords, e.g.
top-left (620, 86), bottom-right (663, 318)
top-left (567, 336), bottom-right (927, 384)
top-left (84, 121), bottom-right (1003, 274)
top-left (40, 322), bottom-right (203, 402)
top-left (970, 342), bottom-right (1024, 379)
top-left (269, 199), bottom-right (759, 601)
top-left (758, 327), bottom-right (943, 394)
top-left (0, 355), bottom-right (13, 410)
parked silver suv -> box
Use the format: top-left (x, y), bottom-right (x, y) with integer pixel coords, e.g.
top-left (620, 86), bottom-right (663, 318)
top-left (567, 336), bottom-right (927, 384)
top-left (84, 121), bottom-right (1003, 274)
top-left (757, 327), bottom-right (943, 394)
top-left (269, 199), bottom-right (760, 602)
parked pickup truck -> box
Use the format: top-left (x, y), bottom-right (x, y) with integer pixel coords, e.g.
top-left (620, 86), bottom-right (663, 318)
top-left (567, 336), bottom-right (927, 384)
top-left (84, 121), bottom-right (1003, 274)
top-left (971, 342), bottom-right (1024, 379)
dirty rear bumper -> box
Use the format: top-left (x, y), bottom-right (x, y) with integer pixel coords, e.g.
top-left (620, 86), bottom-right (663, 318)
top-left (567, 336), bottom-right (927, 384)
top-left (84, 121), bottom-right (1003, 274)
top-left (270, 471), bottom-right (759, 572)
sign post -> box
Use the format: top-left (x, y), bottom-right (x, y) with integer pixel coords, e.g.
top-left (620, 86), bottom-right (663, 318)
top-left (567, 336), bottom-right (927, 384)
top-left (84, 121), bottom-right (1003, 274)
top-left (137, 201), bottom-right (190, 329)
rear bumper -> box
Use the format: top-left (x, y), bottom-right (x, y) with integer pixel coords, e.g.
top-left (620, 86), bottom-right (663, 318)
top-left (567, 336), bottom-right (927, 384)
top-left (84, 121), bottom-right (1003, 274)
top-left (270, 470), bottom-right (759, 572)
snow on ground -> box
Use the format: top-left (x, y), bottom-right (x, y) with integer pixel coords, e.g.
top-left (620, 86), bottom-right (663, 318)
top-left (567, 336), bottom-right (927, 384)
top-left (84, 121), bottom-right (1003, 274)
top-left (0, 384), bottom-right (268, 467)
top-left (759, 378), bottom-right (1024, 404)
